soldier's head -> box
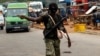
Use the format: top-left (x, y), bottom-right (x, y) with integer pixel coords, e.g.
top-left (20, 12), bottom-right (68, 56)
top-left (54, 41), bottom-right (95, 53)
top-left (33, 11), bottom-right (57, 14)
top-left (49, 3), bottom-right (58, 14)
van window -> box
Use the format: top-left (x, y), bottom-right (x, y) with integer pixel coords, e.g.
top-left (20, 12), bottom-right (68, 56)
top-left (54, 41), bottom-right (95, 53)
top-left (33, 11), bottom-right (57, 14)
top-left (7, 8), bottom-right (27, 16)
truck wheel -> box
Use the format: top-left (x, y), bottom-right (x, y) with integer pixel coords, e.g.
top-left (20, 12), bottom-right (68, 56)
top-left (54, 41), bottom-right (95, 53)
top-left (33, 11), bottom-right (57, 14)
top-left (0, 26), bottom-right (4, 30)
top-left (6, 29), bottom-right (10, 33)
top-left (25, 28), bottom-right (30, 32)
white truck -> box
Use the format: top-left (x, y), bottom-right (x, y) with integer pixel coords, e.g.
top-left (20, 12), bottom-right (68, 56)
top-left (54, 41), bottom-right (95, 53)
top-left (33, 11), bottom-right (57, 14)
top-left (28, 1), bottom-right (43, 12)
top-left (0, 5), bottom-right (5, 30)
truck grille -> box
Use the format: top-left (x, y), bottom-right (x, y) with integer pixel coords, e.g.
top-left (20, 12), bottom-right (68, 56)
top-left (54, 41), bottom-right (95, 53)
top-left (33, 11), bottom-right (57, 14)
top-left (10, 22), bottom-right (23, 25)
top-left (18, 22), bottom-right (23, 24)
top-left (11, 22), bottom-right (16, 25)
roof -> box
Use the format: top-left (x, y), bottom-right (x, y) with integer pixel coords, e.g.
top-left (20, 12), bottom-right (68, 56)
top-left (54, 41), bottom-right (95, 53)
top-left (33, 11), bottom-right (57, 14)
top-left (8, 3), bottom-right (28, 8)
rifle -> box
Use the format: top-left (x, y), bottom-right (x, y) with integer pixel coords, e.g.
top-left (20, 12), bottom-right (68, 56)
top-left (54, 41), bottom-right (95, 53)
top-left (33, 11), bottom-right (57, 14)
top-left (44, 17), bottom-right (71, 47)
top-left (63, 26), bottom-right (71, 48)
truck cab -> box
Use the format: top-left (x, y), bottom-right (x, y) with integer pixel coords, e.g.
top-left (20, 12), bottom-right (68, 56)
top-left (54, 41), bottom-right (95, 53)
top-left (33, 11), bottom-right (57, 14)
top-left (5, 3), bottom-right (30, 33)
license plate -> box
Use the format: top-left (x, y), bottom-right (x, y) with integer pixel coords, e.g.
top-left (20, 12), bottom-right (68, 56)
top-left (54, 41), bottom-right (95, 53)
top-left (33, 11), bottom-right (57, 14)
top-left (14, 27), bottom-right (20, 28)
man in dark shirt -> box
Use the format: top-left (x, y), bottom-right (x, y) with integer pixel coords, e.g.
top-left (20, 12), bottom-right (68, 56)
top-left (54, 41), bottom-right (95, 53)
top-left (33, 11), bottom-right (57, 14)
top-left (18, 3), bottom-right (67, 56)
top-left (92, 10), bottom-right (100, 29)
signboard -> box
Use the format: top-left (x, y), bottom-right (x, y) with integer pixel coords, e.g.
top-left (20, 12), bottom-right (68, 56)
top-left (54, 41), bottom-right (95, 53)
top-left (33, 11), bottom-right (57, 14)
top-left (59, 0), bottom-right (71, 3)
top-left (59, 0), bottom-right (64, 2)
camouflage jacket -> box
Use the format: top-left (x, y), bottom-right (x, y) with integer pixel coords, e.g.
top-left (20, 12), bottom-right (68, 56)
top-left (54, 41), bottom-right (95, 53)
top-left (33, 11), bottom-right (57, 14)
top-left (41, 14), bottom-right (65, 39)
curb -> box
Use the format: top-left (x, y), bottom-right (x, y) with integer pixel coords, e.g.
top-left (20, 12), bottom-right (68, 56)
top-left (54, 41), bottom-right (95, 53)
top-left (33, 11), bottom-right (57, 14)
top-left (81, 30), bottom-right (100, 35)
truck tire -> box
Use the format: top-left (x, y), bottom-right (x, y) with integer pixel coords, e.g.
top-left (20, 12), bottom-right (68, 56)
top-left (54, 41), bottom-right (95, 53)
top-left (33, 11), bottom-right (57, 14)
top-left (6, 29), bottom-right (10, 33)
top-left (25, 28), bottom-right (30, 32)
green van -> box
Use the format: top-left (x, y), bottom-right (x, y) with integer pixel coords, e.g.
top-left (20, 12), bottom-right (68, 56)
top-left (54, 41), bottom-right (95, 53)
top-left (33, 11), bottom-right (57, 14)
top-left (5, 3), bottom-right (30, 33)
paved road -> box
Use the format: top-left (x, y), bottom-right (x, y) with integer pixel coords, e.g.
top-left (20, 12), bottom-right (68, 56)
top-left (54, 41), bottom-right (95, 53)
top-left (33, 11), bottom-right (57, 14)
top-left (0, 28), bottom-right (100, 56)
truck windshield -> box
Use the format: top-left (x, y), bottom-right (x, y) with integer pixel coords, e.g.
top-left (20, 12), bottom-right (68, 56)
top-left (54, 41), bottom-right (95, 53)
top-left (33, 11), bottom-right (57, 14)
top-left (7, 8), bottom-right (27, 16)
top-left (30, 4), bottom-right (41, 9)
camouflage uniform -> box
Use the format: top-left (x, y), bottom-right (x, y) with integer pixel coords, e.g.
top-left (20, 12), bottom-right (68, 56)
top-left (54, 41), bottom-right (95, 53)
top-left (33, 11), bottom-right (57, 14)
top-left (44, 39), bottom-right (60, 56)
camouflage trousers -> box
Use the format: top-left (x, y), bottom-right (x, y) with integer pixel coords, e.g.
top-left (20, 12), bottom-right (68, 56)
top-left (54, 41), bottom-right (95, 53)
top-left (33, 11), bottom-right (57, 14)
top-left (44, 39), bottom-right (60, 56)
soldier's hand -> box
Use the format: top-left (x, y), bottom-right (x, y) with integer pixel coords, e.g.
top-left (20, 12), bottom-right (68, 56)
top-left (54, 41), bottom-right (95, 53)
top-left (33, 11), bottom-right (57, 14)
top-left (17, 15), bottom-right (26, 19)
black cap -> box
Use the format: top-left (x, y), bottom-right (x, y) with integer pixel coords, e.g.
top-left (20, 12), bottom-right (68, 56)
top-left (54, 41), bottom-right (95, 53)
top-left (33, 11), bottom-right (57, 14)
top-left (49, 3), bottom-right (58, 10)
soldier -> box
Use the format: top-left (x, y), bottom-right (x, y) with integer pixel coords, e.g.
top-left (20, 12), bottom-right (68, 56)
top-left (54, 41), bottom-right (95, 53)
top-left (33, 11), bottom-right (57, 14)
top-left (18, 3), bottom-right (69, 56)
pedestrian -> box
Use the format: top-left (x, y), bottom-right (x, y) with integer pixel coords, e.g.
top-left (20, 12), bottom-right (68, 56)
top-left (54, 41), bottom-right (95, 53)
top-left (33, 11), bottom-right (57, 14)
top-left (28, 7), bottom-right (37, 27)
top-left (28, 7), bottom-right (37, 18)
top-left (18, 3), bottom-right (69, 56)
top-left (92, 8), bottom-right (100, 29)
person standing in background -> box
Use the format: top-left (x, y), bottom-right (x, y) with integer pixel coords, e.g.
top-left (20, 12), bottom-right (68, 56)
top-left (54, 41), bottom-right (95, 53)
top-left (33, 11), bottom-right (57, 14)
top-left (28, 7), bottom-right (37, 28)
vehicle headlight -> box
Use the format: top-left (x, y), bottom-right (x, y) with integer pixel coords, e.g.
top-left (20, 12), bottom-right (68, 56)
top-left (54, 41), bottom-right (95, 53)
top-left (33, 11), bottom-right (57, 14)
top-left (6, 22), bottom-right (10, 25)
top-left (23, 21), bottom-right (28, 24)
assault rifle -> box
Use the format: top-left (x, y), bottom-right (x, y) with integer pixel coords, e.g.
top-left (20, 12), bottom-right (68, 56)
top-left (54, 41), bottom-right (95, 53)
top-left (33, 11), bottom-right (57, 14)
top-left (44, 17), bottom-right (71, 47)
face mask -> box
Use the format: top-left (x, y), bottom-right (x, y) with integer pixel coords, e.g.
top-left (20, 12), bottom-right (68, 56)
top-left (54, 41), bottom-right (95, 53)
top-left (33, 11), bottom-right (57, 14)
top-left (49, 6), bottom-right (57, 13)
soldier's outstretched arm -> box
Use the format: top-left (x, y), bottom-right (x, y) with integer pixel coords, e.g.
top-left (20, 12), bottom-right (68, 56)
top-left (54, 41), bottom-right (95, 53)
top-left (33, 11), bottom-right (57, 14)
top-left (18, 15), bottom-right (43, 22)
